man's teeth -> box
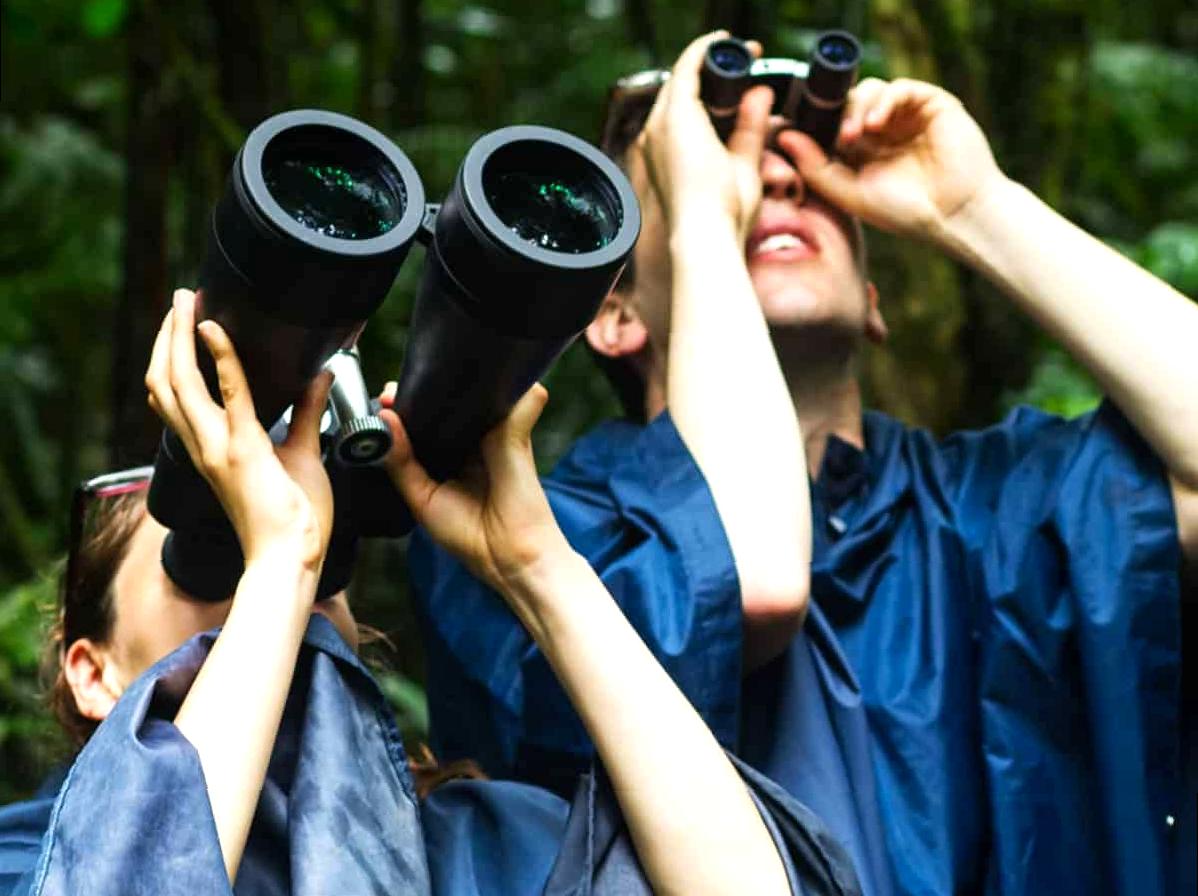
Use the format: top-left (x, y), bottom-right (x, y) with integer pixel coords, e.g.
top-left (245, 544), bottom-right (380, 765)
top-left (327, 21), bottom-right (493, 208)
top-left (753, 233), bottom-right (806, 255)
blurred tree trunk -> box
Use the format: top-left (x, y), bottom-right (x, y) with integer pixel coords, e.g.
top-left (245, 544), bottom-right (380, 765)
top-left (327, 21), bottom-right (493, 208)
top-left (702, 0), bottom-right (775, 44)
top-left (109, 2), bottom-right (173, 466)
top-left (357, 0), bottom-right (383, 124)
top-left (865, 0), bottom-right (967, 432)
top-left (952, 0), bottom-right (1089, 429)
top-left (209, 0), bottom-right (272, 133)
top-left (391, 0), bottom-right (426, 130)
top-left (624, 0), bottom-right (659, 62)
top-left (865, 0), bottom-right (1089, 433)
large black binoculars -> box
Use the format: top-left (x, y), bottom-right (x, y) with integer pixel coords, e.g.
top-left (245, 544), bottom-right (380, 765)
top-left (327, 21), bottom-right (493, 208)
top-left (147, 110), bottom-right (639, 601)
top-left (700, 31), bottom-right (861, 149)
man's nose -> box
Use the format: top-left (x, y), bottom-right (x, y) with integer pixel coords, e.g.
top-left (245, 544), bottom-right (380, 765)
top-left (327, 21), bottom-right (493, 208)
top-left (760, 147), bottom-right (803, 202)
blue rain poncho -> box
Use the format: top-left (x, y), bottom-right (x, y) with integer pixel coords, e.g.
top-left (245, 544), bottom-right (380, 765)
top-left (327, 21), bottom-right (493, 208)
top-left (408, 404), bottom-right (1188, 895)
top-left (0, 615), bottom-right (860, 895)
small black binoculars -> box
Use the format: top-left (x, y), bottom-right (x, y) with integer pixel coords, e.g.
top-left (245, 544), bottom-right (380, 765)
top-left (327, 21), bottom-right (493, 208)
top-left (600, 30), bottom-right (861, 156)
top-left (148, 110), bottom-right (640, 602)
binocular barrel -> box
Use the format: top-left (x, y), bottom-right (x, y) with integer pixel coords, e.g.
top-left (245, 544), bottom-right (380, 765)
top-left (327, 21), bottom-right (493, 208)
top-left (198, 109), bottom-right (426, 424)
top-left (394, 126), bottom-right (639, 482)
top-left (700, 39), bottom-right (754, 140)
top-left (791, 31), bottom-right (861, 154)
top-left (147, 113), bottom-right (640, 601)
top-left (699, 30), bottom-right (861, 153)
top-left (150, 110), bottom-right (425, 601)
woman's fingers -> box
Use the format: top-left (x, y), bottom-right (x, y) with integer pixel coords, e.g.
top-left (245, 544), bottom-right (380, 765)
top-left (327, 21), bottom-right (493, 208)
top-left (507, 382), bottom-right (550, 442)
top-left (378, 380), bottom-right (398, 409)
top-left (168, 290), bottom-right (224, 448)
top-left (145, 305), bottom-right (205, 456)
top-left (379, 407), bottom-right (439, 520)
top-left (285, 370), bottom-right (334, 454)
top-left (195, 318), bottom-right (258, 439)
top-left (145, 308), bottom-right (178, 420)
top-left (480, 383), bottom-right (548, 483)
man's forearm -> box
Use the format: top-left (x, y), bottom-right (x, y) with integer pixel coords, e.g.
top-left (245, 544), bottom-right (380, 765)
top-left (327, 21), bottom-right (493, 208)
top-left (667, 207), bottom-right (811, 663)
top-left (939, 175), bottom-right (1198, 488)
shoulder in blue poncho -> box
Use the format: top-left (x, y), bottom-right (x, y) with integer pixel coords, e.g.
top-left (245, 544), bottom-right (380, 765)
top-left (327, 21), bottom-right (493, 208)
top-left (408, 402), bottom-right (1189, 896)
top-left (0, 614), bottom-right (860, 895)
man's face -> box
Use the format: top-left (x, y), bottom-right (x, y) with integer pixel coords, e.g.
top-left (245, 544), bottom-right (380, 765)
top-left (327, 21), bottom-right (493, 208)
top-left (746, 143), bottom-right (871, 333)
top-left (623, 128), bottom-right (875, 347)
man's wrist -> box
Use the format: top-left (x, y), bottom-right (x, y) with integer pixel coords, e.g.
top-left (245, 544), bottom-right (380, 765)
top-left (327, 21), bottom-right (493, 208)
top-left (935, 172), bottom-right (1025, 260)
top-left (667, 209), bottom-right (744, 278)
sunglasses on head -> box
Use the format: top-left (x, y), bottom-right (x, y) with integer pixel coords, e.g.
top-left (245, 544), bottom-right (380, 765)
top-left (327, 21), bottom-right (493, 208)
top-left (63, 466), bottom-right (154, 637)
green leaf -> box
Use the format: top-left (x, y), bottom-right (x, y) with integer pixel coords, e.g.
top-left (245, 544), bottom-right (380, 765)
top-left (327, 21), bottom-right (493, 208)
top-left (376, 671), bottom-right (429, 741)
top-left (82, 0), bottom-right (127, 38)
top-left (1003, 347), bottom-right (1102, 419)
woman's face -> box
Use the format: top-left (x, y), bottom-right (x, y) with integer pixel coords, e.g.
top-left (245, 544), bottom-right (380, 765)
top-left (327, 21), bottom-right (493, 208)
top-left (100, 511), bottom-right (359, 695)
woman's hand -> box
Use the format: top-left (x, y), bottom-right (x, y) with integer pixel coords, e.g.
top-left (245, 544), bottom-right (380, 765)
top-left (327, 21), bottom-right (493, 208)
top-left (779, 76), bottom-right (1006, 245)
top-left (379, 384), bottom-right (571, 598)
top-left (635, 31), bottom-right (773, 243)
top-left (144, 289), bottom-right (334, 572)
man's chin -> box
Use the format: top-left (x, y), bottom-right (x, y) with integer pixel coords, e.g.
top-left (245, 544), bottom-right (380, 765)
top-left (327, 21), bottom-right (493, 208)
top-left (756, 286), bottom-right (829, 328)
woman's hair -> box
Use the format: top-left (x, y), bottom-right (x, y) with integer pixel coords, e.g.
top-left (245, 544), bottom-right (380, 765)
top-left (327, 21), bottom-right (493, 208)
top-left (43, 485), bottom-right (484, 794)
top-left (45, 487), bottom-right (148, 747)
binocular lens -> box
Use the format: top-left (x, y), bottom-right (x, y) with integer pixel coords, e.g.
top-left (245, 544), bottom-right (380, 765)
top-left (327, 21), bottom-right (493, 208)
top-left (262, 125), bottom-right (407, 240)
top-left (483, 143), bottom-right (619, 254)
top-left (709, 42), bottom-right (752, 75)
top-left (816, 33), bottom-right (860, 68)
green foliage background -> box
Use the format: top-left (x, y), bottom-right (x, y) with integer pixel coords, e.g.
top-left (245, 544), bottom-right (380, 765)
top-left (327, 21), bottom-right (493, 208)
top-left (1, 0), bottom-right (1196, 800)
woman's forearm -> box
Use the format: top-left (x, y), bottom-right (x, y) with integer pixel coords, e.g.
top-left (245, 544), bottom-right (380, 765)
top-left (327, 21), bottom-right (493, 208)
top-left (505, 547), bottom-right (791, 896)
top-left (174, 545), bottom-right (318, 883)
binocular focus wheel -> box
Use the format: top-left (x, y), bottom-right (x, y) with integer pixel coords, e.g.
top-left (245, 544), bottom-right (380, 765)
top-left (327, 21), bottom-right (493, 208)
top-left (335, 416), bottom-right (393, 465)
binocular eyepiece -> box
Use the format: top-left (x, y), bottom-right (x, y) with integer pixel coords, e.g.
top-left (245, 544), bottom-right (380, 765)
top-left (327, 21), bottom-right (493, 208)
top-left (699, 30), bottom-right (862, 152)
top-left (148, 110), bottom-right (639, 602)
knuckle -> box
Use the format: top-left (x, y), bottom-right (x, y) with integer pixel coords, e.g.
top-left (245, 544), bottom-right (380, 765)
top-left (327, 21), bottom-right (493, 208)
top-left (197, 444), bottom-right (224, 472)
top-left (226, 439), bottom-right (255, 469)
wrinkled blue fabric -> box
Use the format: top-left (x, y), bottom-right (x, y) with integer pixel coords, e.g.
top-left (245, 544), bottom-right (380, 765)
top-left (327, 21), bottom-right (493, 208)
top-left (1, 613), bottom-right (861, 895)
top-left (422, 753), bottom-right (863, 896)
top-left (408, 403), bottom-right (1187, 895)
top-left (0, 615), bottom-right (429, 896)
top-left (409, 412), bottom-right (742, 794)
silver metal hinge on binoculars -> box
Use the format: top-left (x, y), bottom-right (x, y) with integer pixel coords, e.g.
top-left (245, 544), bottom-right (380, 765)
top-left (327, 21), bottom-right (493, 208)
top-left (420, 204), bottom-right (441, 245)
top-left (147, 110), bottom-right (640, 603)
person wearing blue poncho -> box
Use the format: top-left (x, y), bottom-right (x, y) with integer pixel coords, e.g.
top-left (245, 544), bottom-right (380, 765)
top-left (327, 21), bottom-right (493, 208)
top-left (407, 32), bottom-right (1198, 896)
top-left (0, 291), bottom-right (862, 895)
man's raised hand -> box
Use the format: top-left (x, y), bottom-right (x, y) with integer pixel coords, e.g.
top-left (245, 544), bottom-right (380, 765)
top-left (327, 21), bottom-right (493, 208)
top-left (779, 77), bottom-right (1004, 245)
